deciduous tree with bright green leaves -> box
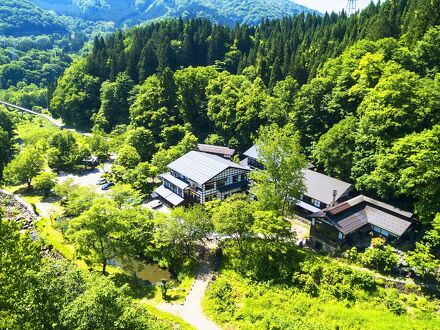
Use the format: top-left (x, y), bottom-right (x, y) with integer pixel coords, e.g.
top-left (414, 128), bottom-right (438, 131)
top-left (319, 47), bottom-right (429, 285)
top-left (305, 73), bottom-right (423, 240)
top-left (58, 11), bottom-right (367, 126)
top-left (68, 199), bottom-right (128, 274)
top-left (312, 115), bottom-right (358, 180)
top-left (212, 194), bottom-right (254, 256)
top-left (153, 205), bottom-right (212, 268)
top-left (250, 124), bottom-right (306, 216)
top-left (4, 145), bottom-right (44, 189)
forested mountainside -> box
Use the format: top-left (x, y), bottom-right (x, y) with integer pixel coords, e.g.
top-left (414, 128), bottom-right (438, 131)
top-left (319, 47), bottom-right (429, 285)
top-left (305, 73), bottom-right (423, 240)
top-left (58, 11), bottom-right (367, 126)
top-left (1, 1), bottom-right (440, 329)
top-left (50, 0), bottom-right (440, 224)
top-left (28, 0), bottom-right (315, 26)
top-left (51, 0), bottom-right (440, 127)
top-left (0, 0), bottom-right (114, 109)
top-left (0, 0), bottom-right (67, 37)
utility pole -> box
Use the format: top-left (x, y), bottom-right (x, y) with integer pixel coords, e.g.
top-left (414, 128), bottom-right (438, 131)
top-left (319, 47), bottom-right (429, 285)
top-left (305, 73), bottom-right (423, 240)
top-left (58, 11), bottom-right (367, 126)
top-left (346, 0), bottom-right (358, 15)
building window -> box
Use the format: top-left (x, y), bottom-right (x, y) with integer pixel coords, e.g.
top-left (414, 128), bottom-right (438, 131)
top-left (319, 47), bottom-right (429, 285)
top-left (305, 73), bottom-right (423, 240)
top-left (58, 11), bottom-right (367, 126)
top-left (372, 225), bottom-right (390, 237)
top-left (311, 199), bottom-right (321, 208)
top-left (217, 179), bottom-right (226, 188)
top-left (205, 182), bottom-right (215, 190)
top-left (338, 232), bottom-right (344, 240)
top-left (232, 175), bottom-right (239, 183)
top-left (311, 218), bottom-right (315, 226)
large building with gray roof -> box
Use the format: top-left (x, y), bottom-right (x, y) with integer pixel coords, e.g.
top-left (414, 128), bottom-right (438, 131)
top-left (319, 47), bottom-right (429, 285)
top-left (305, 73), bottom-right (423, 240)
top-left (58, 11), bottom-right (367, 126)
top-left (299, 169), bottom-right (355, 214)
top-left (154, 151), bottom-right (250, 206)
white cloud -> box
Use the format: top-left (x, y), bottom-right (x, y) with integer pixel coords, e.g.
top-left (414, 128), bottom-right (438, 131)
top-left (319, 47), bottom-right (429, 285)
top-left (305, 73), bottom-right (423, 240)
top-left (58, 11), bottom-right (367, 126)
top-left (294, 0), bottom-right (376, 14)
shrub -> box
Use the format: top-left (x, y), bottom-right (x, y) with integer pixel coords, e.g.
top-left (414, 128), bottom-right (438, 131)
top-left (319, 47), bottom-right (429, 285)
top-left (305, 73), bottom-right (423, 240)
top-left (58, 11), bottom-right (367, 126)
top-left (383, 289), bottom-right (406, 315)
top-left (293, 260), bottom-right (377, 301)
top-left (359, 244), bottom-right (399, 272)
top-left (205, 277), bottom-right (236, 320)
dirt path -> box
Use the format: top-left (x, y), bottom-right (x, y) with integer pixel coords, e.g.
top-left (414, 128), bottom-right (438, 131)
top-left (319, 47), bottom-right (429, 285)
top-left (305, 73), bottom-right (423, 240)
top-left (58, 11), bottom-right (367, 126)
top-left (157, 255), bottom-right (220, 330)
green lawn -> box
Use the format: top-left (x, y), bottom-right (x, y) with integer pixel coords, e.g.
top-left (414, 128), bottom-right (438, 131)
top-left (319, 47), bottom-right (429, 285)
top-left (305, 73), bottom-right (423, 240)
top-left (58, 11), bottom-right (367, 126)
top-left (203, 270), bottom-right (440, 330)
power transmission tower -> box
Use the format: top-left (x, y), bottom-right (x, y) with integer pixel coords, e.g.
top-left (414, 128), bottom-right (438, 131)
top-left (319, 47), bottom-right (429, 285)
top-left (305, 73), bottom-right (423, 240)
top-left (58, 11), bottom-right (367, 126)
top-left (346, 0), bottom-right (358, 15)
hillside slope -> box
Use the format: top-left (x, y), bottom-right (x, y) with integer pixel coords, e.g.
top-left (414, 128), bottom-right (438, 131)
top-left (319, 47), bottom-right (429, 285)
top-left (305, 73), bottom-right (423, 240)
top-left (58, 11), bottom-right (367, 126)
top-left (28, 0), bottom-right (316, 26)
top-left (0, 0), bottom-right (68, 37)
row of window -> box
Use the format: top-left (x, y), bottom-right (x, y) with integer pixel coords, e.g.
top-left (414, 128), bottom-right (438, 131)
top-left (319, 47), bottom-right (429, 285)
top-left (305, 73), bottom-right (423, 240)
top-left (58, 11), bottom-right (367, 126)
top-left (164, 181), bottom-right (183, 197)
top-left (170, 170), bottom-right (199, 190)
top-left (204, 174), bottom-right (246, 191)
top-left (300, 195), bottom-right (323, 208)
top-left (372, 225), bottom-right (390, 237)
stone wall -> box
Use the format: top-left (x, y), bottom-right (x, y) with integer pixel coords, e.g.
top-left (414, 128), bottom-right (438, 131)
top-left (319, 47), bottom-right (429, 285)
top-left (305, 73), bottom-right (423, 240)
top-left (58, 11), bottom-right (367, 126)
top-left (0, 189), bottom-right (38, 234)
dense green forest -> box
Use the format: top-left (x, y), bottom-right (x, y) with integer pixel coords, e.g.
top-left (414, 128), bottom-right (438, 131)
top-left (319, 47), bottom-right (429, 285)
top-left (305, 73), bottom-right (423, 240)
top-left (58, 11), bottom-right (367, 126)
top-left (49, 0), bottom-right (440, 220)
top-left (28, 0), bottom-right (315, 26)
top-left (1, 0), bottom-right (440, 329)
top-left (0, 0), bottom-right (115, 108)
top-left (50, 0), bottom-right (440, 127)
top-left (0, 0), bottom-right (67, 37)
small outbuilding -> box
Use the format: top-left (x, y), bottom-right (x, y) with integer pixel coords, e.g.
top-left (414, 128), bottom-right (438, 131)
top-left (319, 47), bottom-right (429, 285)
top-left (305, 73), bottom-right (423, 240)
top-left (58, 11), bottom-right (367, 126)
top-left (197, 144), bottom-right (235, 159)
top-left (309, 195), bottom-right (415, 250)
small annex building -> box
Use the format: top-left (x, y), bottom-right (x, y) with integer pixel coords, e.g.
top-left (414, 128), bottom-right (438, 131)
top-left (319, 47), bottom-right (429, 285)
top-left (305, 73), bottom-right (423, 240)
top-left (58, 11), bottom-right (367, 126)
top-left (309, 195), bottom-right (415, 250)
top-left (154, 151), bottom-right (250, 206)
top-left (197, 144), bottom-right (235, 159)
top-left (241, 145), bottom-right (264, 169)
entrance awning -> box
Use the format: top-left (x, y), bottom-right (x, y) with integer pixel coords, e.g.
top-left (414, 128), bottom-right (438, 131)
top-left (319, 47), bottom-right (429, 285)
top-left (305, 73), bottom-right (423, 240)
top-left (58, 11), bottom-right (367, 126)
top-left (297, 200), bottom-right (321, 213)
top-left (155, 185), bottom-right (184, 206)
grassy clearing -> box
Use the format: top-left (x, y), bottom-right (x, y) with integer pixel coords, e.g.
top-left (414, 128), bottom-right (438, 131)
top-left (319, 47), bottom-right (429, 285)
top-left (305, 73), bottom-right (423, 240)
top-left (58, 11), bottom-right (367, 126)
top-left (36, 216), bottom-right (124, 275)
top-left (15, 116), bottom-right (59, 145)
top-left (203, 270), bottom-right (440, 330)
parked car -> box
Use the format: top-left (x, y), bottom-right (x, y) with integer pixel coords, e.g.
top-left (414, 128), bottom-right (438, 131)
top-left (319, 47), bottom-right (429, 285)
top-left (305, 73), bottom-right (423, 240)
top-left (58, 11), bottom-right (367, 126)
top-left (96, 178), bottom-right (107, 185)
top-left (101, 182), bottom-right (114, 191)
top-left (150, 200), bottom-right (163, 210)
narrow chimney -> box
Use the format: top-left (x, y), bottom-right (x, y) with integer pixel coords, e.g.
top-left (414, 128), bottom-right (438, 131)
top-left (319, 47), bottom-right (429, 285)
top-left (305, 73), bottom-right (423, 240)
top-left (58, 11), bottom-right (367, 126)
top-left (332, 190), bottom-right (338, 207)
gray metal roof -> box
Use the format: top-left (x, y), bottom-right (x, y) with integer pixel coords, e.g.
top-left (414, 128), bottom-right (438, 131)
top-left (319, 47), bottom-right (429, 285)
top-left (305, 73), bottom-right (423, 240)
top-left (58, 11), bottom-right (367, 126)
top-left (167, 151), bottom-right (248, 185)
top-left (364, 205), bottom-right (413, 236)
top-left (345, 195), bottom-right (413, 218)
top-left (304, 169), bottom-right (353, 205)
top-left (197, 144), bottom-right (235, 157)
top-left (334, 206), bottom-right (412, 237)
top-left (243, 145), bottom-right (259, 159)
top-left (239, 158), bottom-right (251, 169)
top-left (311, 195), bottom-right (414, 237)
top-left (155, 185), bottom-right (184, 206)
top-left (159, 172), bottom-right (189, 190)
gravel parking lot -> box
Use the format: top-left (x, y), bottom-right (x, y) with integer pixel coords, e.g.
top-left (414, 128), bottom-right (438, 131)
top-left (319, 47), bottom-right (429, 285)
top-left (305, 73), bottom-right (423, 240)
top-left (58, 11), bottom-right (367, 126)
top-left (57, 161), bottom-right (113, 193)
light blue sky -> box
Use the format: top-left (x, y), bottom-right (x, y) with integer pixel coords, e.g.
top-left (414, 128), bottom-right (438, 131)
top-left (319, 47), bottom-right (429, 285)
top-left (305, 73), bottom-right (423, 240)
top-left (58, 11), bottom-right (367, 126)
top-left (294, 0), bottom-right (375, 14)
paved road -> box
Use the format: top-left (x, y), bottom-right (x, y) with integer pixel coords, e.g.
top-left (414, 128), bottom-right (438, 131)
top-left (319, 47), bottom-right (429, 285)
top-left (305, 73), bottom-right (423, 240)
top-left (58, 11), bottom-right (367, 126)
top-left (0, 100), bottom-right (92, 137)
